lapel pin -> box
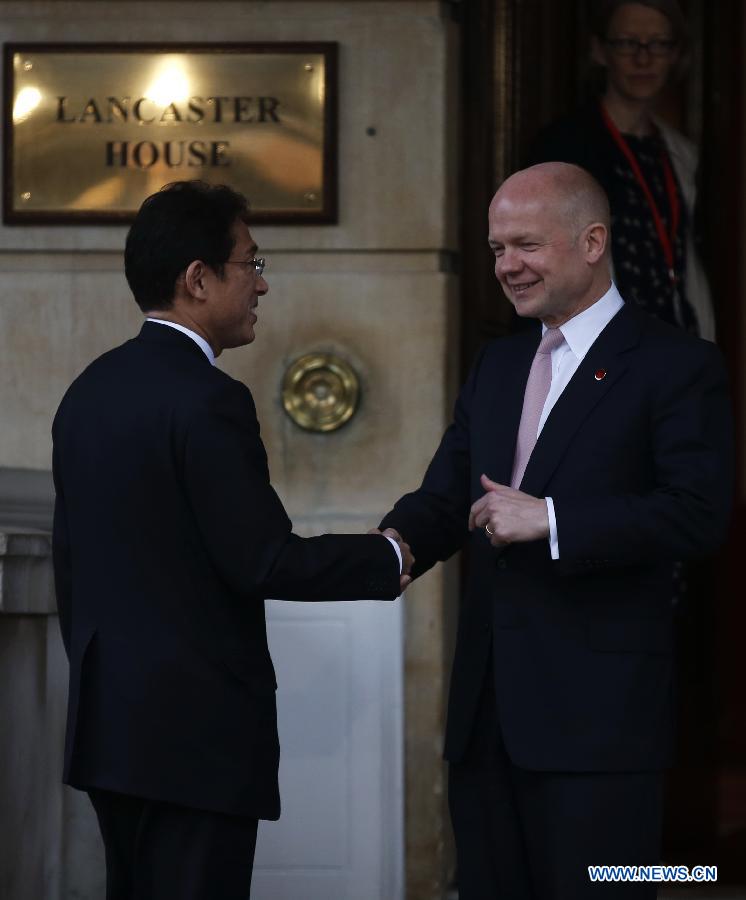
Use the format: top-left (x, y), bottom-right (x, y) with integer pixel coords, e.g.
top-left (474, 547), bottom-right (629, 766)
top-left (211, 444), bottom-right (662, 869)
top-left (594, 369), bottom-right (607, 381)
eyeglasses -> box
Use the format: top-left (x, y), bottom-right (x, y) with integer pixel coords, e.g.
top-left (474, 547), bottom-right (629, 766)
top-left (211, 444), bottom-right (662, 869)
top-left (605, 37), bottom-right (678, 57)
top-left (224, 257), bottom-right (266, 276)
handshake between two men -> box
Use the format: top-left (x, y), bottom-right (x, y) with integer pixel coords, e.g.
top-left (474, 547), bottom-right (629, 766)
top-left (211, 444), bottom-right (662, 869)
top-left (52, 168), bottom-right (733, 900)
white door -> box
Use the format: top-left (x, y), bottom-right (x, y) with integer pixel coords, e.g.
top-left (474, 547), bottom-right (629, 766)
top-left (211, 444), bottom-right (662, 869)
top-left (251, 597), bottom-right (404, 900)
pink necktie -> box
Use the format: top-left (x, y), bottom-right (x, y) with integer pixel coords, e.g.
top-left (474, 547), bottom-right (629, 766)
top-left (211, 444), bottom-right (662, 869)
top-left (510, 327), bottom-right (565, 489)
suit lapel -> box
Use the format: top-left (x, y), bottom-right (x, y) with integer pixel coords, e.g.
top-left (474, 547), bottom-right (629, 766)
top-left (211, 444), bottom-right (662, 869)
top-left (519, 304), bottom-right (642, 497)
top-left (483, 328), bottom-right (541, 486)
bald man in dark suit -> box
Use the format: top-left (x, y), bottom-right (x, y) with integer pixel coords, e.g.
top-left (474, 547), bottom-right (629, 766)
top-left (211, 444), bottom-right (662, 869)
top-left (379, 163), bottom-right (732, 899)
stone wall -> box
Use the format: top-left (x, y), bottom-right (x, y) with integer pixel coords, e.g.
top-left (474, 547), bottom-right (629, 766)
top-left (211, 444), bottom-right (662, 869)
top-left (0, 530), bottom-right (67, 900)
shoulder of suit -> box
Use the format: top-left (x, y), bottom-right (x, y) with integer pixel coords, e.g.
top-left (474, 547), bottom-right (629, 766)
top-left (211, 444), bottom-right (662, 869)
top-left (466, 328), bottom-right (538, 380)
top-left (483, 326), bottom-right (539, 356)
top-left (56, 339), bottom-right (133, 400)
top-left (203, 368), bottom-right (256, 404)
top-left (58, 333), bottom-right (256, 414)
top-left (171, 363), bottom-right (256, 419)
top-left (629, 305), bottom-right (722, 370)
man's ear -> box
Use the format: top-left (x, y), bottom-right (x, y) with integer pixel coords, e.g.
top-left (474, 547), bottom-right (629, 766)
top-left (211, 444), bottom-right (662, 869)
top-left (584, 222), bottom-right (608, 263)
top-left (183, 260), bottom-right (208, 299)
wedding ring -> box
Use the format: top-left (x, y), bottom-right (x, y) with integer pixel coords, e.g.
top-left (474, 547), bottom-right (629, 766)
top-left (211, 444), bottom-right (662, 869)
top-left (485, 524), bottom-right (494, 536)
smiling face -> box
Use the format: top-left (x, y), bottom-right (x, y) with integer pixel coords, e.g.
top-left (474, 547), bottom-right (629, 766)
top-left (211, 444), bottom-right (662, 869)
top-left (200, 220), bottom-right (268, 353)
top-left (593, 2), bottom-right (680, 105)
top-left (488, 168), bottom-right (609, 327)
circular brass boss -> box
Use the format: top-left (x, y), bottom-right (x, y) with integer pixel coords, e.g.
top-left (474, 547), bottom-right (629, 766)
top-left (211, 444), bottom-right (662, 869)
top-left (282, 353), bottom-right (360, 432)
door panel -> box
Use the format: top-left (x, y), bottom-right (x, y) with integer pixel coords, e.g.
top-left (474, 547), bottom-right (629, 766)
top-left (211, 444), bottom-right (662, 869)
top-left (252, 599), bottom-right (404, 899)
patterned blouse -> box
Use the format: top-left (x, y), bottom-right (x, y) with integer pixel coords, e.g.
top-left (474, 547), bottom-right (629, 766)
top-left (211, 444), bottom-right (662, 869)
top-left (609, 131), bottom-right (698, 334)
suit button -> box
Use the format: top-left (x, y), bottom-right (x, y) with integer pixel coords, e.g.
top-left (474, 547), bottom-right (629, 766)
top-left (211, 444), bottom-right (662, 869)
top-left (497, 558), bottom-right (507, 570)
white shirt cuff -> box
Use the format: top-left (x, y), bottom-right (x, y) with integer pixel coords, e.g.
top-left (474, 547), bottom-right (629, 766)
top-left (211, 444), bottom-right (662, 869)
top-left (385, 535), bottom-right (403, 573)
top-left (545, 497), bottom-right (559, 559)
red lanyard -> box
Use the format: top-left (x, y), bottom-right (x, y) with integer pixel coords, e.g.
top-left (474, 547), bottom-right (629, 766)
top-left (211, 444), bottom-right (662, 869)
top-left (600, 103), bottom-right (680, 284)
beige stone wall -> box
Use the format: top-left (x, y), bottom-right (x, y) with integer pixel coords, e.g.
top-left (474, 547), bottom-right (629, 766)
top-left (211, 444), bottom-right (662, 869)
top-left (0, 3), bottom-right (459, 896)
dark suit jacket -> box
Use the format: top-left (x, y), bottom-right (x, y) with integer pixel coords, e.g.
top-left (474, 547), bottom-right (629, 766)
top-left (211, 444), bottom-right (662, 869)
top-left (381, 303), bottom-right (732, 772)
top-left (52, 322), bottom-right (400, 820)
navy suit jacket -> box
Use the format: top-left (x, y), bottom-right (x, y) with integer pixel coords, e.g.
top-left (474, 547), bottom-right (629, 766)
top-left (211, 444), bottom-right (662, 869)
top-left (382, 303), bottom-right (732, 772)
top-left (52, 322), bottom-right (400, 819)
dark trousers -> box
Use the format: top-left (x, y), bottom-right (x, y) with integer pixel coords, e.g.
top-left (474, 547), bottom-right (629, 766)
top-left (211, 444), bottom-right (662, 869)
top-left (449, 674), bottom-right (664, 899)
top-left (88, 788), bottom-right (258, 900)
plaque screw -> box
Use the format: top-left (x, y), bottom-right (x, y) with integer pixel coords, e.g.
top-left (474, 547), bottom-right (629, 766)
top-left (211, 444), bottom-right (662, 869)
top-left (304, 192), bottom-right (317, 203)
top-left (304, 64), bottom-right (313, 72)
top-left (21, 192), bottom-right (31, 201)
top-left (23, 60), bottom-right (33, 71)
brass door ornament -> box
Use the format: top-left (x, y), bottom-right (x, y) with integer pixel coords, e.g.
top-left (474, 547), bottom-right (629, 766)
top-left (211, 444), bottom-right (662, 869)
top-left (282, 353), bottom-right (360, 432)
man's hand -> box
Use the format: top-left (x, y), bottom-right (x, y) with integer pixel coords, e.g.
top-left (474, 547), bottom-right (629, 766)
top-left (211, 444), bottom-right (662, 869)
top-left (369, 527), bottom-right (414, 590)
top-left (468, 474), bottom-right (549, 547)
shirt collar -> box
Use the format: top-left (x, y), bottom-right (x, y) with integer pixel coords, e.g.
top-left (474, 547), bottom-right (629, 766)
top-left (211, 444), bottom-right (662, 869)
top-left (145, 318), bottom-right (216, 366)
top-left (545, 282), bottom-right (625, 361)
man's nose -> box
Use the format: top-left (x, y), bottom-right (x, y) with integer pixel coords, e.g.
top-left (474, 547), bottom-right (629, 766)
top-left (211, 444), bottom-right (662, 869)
top-left (496, 249), bottom-right (521, 275)
top-left (256, 274), bottom-right (269, 294)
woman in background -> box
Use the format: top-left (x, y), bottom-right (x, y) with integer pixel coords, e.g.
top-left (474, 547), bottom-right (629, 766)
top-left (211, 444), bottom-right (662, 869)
top-left (528, 0), bottom-right (715, 340)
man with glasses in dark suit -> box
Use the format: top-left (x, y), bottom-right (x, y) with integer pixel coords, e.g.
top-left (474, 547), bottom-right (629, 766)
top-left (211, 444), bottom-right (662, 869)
top-left (52, 180), bottom-right (412, 900)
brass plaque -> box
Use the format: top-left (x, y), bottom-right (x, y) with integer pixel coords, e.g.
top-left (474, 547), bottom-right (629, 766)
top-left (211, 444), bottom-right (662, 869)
top-left (3, 43), bottom-right (337, 224)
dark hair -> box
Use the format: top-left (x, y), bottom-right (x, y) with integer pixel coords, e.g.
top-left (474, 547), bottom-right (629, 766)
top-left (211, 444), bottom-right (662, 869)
top-left (124, 180), bottom-right (250, 312)
top-left (590, 0), bottom-right (690, 46)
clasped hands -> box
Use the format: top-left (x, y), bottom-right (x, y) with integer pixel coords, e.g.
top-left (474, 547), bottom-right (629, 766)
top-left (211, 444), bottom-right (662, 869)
top-left (469, 474), bottom-right (549, 548)
top-left (368, 528), bottom-right (414, 591)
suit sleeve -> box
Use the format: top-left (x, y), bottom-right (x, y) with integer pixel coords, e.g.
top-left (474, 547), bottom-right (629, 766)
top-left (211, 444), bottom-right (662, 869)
top-left (182, 379), bottom-right (400, 601)
top-left (379, 348), bottom-right (487, 577)
top-left (553, 341), bottom-right (733, 566)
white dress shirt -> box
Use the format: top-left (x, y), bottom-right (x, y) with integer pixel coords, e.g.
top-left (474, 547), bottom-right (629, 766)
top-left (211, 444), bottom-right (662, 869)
top-left (145, 318), bottom-right (403, 574)
top-left (540, 283), bottom-right (625, 558)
